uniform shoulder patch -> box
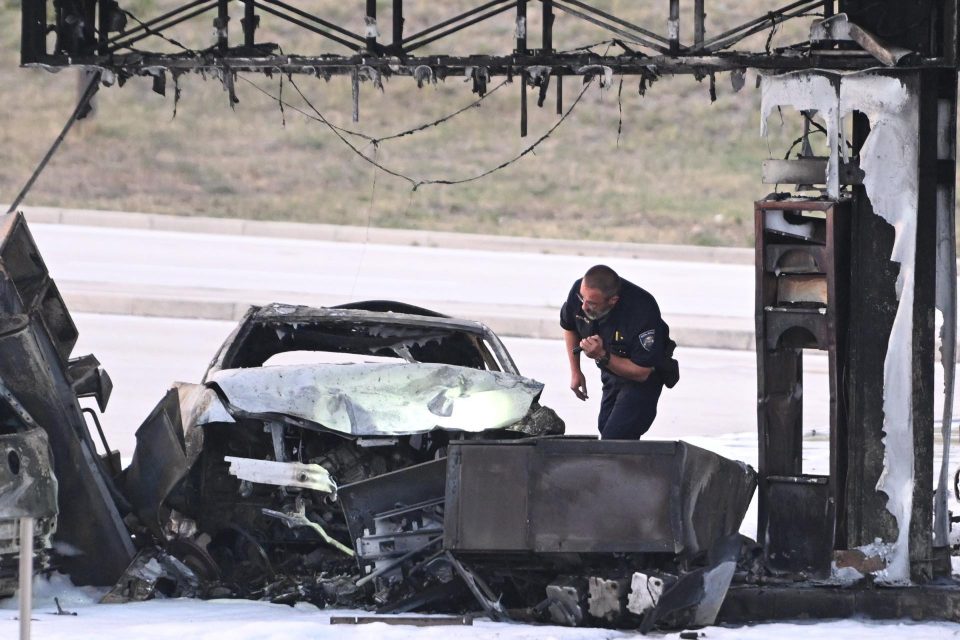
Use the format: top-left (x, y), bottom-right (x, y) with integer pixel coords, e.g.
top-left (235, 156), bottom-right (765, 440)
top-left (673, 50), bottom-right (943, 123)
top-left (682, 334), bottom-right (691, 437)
top-left (639, 329), bottom-right (656, 351)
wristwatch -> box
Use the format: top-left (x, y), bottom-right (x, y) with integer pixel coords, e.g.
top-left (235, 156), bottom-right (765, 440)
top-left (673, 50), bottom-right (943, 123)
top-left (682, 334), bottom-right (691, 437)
top-left (596, 352), bottom-right (611, 369)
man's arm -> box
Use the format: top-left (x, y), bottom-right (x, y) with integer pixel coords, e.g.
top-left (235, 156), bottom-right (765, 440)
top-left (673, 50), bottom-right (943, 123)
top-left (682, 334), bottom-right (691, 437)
top-left (580, 335), bottom-right (653, 383)
top-left (564, 329), bottom-right (588, 400)
top-left (603, 353), bottom-right (654, 382)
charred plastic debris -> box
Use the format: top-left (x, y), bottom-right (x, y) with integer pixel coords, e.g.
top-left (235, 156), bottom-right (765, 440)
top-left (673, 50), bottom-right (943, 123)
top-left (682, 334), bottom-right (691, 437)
top-left (0, 213), bottom-right (759, 630)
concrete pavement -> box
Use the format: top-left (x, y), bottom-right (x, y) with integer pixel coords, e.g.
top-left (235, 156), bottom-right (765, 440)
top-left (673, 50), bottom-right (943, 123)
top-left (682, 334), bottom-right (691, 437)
top-left (17, 205), bottom-right (757, 350)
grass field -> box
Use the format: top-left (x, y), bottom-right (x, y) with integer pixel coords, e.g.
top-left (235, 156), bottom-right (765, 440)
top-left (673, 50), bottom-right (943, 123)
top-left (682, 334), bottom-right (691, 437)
top-left (1, 2), bottom-right (819, 246)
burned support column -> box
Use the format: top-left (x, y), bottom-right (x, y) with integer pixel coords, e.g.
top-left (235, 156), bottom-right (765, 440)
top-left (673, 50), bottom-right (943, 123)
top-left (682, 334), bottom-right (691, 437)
top-left (906, 69), bottom-right (940, 582)
top-left (842, 68), bottom-right (953, 583)
top-left (843, 113), bottom-right (900, 553)
top-left (837, 0), bottom-right (958, 583)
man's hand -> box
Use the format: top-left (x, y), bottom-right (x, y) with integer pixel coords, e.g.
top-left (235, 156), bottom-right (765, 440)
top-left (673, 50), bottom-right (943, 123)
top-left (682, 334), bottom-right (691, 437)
top-left (570, 370), bottom-right (588, 400)
top-left (580, 335), bottom-right (606, 360)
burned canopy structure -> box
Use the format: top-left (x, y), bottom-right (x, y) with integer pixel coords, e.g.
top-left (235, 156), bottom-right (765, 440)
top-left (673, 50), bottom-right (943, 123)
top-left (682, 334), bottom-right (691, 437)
top-left (11, 0), bottom-right (960, 630)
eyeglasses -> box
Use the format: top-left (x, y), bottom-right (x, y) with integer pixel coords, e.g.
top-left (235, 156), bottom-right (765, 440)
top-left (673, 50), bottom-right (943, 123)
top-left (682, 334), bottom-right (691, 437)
top-left (577, 292), bottom-right (611, 309)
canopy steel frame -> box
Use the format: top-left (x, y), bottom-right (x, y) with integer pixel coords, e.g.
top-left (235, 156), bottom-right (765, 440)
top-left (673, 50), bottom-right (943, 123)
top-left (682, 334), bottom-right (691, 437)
top-left (22, 0), bottom-right (850, 76)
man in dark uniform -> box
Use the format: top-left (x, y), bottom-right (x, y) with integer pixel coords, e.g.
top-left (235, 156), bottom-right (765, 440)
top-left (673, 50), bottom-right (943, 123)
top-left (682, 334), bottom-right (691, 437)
top-left (560, 264), bottom-right (678, 439)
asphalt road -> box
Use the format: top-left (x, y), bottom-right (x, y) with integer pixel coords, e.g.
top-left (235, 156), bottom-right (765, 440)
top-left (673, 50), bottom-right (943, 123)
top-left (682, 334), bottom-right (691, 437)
top-left (30, 222), bottom-right (755, 344)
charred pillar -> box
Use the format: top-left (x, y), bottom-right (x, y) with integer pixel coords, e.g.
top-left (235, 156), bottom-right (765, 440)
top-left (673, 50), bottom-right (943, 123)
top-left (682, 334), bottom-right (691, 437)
top-left (842, 112), bottom-right (900, 553)
top-left (837, 0), bottom-right (958, 582)
top-left (842, 68), bottom-right (951, 584)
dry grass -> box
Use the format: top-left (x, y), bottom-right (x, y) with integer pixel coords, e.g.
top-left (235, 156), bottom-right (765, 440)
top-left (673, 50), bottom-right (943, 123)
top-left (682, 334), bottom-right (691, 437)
top-left (0, 1), bottom-right (815, 246)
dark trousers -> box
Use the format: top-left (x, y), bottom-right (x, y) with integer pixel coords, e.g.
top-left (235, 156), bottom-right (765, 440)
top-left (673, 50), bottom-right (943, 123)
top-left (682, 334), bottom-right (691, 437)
top-left (597, 377), bottom-right (662, 439)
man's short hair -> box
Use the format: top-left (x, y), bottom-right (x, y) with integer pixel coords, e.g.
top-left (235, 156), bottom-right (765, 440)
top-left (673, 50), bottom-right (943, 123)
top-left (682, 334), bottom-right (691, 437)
top-left (583, 265), bottom-right (621, 298)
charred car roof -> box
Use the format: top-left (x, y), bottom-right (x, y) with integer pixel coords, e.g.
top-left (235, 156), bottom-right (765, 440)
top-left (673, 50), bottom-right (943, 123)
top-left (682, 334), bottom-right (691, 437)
top-left (204, 301), bottom-right (518, 380)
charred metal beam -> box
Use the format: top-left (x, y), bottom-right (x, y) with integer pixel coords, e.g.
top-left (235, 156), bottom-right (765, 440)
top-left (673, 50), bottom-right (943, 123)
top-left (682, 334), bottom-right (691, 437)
top-left (256, 0), bottom-right (364, 45)
top-left (542, 0), bottom-right (554, 52)
top-left (551, 0), bottom-right (669, 54)
top-left (844, 112), bottom-right (903, 553)
top-left (216, 0), bottom-right (229, 50)
top-left (108, 2), bottom-right (218, 53)
top-left (401, 0), bottom-right (514, 52)
top-left (517, 0), bottom-right (527, 53)
top-left (242, 0), bottom-right (257, 47)
top-left (694, 0), bottom-right (825, 53)
top-left (669, 0), bottom-right (680, 54)
top-left (103, 0), bottom-right (211, 47)
top-left (7, 72), bottom-right (100, 215)
top-left (42, 50), bottom-right (895, 78)
top-left (20, 0), bottom-right (45, 63)
top-left (909, 68), bottom-right (945, 583)
top-left (554, 0), bottom-right (670, 47)
top-left (248, 2), bottom-right (362, 52)
top-left (403, 2), bottom-right (515, 53)
top-left (520, 70), bottom-right (527, 137)
top-left (694, 0), bottom-right (705, 47)
top-left (720, 584), bottom-right (960, 623)
top-left (365, 0), bottom-right (378, 52)
top-left (392, 0), bottom-right (404, 52)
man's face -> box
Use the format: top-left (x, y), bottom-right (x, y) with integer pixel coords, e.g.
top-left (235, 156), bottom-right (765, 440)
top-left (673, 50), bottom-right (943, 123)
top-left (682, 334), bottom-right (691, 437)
top-left (579, 283), bottom-right (619, 321)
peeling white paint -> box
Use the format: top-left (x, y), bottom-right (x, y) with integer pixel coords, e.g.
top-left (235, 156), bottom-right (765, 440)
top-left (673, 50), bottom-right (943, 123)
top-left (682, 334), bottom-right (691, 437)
top-left (841, 73), bottom-right (919, 584)
top-left (761, 71), bottom-right (920, 583)
top-left (761, 73), bottom-right (842, 197)
top-left (207, 362), bottom-right (543, 436)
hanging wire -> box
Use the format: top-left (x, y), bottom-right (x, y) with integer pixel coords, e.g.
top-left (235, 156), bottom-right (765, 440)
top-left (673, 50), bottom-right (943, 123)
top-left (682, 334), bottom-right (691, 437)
top-left (239, 74), bottom-right (595, 190)
top-left (318, 78), bottom-right (511, 145)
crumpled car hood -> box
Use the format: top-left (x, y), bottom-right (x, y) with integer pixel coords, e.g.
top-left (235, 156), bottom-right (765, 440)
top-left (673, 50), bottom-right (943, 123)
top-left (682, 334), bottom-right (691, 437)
top-left (206, 362), bottom-right (545, 436)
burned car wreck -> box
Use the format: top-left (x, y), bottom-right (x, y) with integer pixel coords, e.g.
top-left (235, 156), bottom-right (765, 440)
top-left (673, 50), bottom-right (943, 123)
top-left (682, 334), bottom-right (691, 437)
top-left (106, 301), bottom-right (757, 630)
top-left (0, 212), bottom-right (758, 631)
top-left (109, 301), bottom-right (568, 602)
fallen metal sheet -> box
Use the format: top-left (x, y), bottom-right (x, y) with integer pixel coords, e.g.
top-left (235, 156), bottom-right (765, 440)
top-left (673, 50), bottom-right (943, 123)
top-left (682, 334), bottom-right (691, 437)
top-left (121, 388), bottom-right (188, 540)
top-left (639, 534), bottom-right (742, 633)
top-left (810, 13), bottom-right (913, 67)
top-left (208, 362), bottom-right (544, 435)
top-left (0, 212), bottom-right (133, 585)
top-left (225, 456), bottom-right (336, 493)
top-left (444, 439), bottom-right (756, 555)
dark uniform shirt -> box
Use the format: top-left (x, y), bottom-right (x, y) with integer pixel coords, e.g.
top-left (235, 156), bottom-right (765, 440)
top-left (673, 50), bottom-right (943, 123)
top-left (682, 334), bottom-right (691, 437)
top-left (560, 277), bottom-right (673, 438)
